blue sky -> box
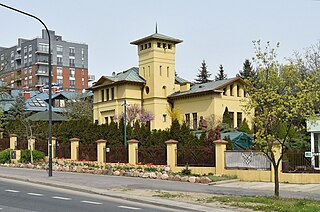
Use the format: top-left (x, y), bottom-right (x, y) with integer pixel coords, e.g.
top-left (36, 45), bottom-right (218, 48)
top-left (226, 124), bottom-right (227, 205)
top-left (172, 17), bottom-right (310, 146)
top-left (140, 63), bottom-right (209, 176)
top-left (1, 0), bottom-right (320, 82)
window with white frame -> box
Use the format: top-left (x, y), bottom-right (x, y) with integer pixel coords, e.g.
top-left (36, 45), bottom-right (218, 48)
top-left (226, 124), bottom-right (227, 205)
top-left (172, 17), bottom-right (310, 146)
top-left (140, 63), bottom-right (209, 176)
top-left (70, 80), bottom-right (75, 87)
top-left (57, 57), bottom-right (63, 66)
top-left (70, 68), bottom-right (75, 78)
top-left (57, 67), bottom-right (63, 76)
top-left (69, 47), bottom-right (75, 56)
top-left (57, 45), bottom-right (63, 54)
top-left (57, 79), bottom-right (63, 86)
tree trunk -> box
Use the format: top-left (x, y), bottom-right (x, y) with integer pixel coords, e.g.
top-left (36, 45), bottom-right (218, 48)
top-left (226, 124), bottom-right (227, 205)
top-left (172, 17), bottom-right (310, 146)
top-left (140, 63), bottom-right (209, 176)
top-left (274, 163), bottom-right (279, 197)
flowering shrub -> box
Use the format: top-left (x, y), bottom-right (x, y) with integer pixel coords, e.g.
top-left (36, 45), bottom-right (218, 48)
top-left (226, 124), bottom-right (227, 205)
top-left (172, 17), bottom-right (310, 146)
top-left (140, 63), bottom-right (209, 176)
top-left (55, 159), bottom-right (169, 173)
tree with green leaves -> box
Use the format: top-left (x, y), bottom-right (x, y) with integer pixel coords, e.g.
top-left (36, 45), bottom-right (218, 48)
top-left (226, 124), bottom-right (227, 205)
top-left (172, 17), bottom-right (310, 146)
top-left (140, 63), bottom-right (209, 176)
top-left (215, 64), bottom-right (227, 81)
top-left (244, 40), bottom-right (320, 197)
top-left (194, 60), bottom-right (212, 84)
top-left (289, 41), bottom-right (320, 80)
top-left (65, 93), bottom-right (93, 121)
top-left (6, 92), bottom-right (35, 162)
top-left (238, 59), bottom-right (256, 80)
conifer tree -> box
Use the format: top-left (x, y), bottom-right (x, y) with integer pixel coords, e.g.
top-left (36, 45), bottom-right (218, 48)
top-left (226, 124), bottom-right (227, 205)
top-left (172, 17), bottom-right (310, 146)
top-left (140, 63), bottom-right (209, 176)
top-left (194, 60), bottom-right (212, 84)
top-left (238, 59), bottom-right (256, 80)
top-left (222, 107), bottom-right (231, 127)
top-left (239, 118), bottom-right (251, 134)
top-left (215, 64), bottom-right (227, 81)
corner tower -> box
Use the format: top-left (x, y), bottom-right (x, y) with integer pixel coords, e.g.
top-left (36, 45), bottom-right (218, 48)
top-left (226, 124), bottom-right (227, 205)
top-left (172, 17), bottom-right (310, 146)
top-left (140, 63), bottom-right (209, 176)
top-left (131, 30), bottom-right (182, 129)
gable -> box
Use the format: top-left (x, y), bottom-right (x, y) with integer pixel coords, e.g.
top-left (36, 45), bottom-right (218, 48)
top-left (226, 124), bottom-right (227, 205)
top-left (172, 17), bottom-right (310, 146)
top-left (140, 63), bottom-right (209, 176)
top-left (92, 76), bottom-right (115, 89)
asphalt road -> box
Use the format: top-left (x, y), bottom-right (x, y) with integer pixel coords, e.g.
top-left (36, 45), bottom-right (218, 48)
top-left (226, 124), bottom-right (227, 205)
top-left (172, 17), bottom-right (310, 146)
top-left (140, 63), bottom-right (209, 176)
top-left (0, 178), bottom-right (178, 212)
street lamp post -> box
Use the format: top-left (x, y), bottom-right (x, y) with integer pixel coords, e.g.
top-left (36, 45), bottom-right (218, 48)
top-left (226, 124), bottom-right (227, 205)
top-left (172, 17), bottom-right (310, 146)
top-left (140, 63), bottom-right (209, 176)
top-left (0, 3), bottom-right (53, 177)
top-left (122, 100), bottom-right (129, 147)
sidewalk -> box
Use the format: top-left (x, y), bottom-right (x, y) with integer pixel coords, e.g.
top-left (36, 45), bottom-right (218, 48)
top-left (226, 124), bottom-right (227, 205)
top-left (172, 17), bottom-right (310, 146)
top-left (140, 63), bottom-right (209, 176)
top-left (0, 167), bottom-right (320, 210)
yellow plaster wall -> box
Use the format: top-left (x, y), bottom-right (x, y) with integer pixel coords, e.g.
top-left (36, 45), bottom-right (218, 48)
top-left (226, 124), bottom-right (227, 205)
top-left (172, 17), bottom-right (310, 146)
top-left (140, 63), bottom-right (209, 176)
top-left (137, 40), bottom-right (177, 130)
top-left (224, 169), bottom-right (272, 182)
top-left (144, 98), bottom-right (171, 129)
top-left (173, 83), bottom-right (251, 129)
top-left (93, 83), bottom-right (142, 124)
top-left (174, 94), bottom-right (214, 124)
top-left (280, 173), bottom-right (320, 184)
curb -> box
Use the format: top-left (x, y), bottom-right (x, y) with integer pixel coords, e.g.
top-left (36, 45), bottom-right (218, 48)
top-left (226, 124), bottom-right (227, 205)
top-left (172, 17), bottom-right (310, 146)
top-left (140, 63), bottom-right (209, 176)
top-left (208, 179), bottom-right (240, 185)
top-left (0, 174), bottom-right (211, 212)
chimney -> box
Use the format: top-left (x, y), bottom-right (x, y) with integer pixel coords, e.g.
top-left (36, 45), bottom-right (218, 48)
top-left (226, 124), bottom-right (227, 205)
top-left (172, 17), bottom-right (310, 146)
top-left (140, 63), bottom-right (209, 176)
top-left (24, 91), bottom-right (30, 100)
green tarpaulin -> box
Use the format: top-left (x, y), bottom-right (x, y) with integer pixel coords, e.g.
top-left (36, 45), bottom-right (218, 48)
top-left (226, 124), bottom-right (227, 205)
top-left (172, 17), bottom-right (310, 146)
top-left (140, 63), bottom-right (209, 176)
top-left (222, 132), bottom-right (253, 150)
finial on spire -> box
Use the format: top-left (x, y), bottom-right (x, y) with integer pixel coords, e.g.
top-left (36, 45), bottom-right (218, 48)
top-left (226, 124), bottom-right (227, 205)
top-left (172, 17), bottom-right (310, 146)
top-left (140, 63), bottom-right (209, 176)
top-left (155, 22), bottom-right (158, 34)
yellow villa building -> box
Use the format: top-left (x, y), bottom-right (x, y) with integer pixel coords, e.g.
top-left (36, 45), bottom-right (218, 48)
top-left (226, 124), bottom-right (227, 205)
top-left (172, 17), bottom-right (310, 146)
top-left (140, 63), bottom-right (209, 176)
top-left (92, 30), bottom-right (251, 130)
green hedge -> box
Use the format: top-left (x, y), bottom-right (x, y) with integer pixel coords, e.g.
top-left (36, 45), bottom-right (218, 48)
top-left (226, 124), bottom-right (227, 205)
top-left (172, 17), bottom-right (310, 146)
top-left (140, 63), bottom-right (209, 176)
top-left (0, 148), bottom-right (12, 164)
top-left (4, 118), bottom-right (208, 147)
top-left (20, 150), bottom-right (45, 163)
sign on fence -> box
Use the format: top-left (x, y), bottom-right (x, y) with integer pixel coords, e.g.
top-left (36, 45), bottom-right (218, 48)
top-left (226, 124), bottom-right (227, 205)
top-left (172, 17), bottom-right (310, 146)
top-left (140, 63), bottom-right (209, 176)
top-left (305, 152), bottom-right (312, 158)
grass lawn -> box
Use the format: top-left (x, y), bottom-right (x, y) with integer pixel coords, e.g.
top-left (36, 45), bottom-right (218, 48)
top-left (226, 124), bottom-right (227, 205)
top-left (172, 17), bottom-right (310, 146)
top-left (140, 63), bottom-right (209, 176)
top-left (203, 196), bottom-right (320, 212)
top-left (207, 174), bottom-right (237, 182)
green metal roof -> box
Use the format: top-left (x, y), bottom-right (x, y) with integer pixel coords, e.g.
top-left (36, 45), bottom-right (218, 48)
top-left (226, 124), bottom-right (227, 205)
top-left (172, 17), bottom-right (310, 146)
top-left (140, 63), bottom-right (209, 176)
top-left (107, 67), bottom-right (145, 84)
top-left (175, 75), bottom-right (190, 84)
top-left (130, 33), bottom-right (183, 45)
top-left (26, 111), bottom-right (69, 122)
top-left (169, 77), bottom-right (240, 98)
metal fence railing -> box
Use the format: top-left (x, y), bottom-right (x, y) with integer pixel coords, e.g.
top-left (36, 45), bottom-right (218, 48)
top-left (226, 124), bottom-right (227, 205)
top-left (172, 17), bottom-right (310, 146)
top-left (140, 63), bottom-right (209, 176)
top-left (282, 151), bottom-right (320, 173)
top-left (138, 146), bottom-right (167, 165)
top-left (177, 145), bottom-right (215, 167)
top-left (106, 144), bottom-right (128, 163)
top-left (225, 150), bottom-right (271, 170)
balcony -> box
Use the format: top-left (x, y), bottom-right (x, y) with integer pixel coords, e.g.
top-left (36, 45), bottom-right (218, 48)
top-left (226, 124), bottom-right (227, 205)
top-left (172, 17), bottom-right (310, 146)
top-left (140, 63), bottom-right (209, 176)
top-left (88, 75), bottom-right (95, 81)
top-left (57, 62), bottom-right (63, 66)
top-left (15, 54), bottom-right (21, 60)
top-left (69, 63), bottom-right (75, 68)
top-left (35, 47), bottom-right (49, 54)
top-left (69, 52), bottom-right (75, 57)
top-left (36, 70), bottom-right (49, 76)
top-left (35, 59), bottom-right (49, 65)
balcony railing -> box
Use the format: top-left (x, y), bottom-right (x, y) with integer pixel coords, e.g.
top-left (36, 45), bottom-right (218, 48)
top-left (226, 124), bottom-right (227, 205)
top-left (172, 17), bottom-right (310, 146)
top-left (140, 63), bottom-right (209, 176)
top-left (88, 75), bottom-right (95, 81)
top-left (35, 59), bottom-right (49, 65)
top-left (35, 47), bottom-right (49, 54)
top-left (36, 69), bottom-right (49, 76)
top-left (69, 52), bottom-right (75, 57)
top-left (69, 63), bottom-right (75, 67)
top-left (15, 55), bottom-right (21, 60)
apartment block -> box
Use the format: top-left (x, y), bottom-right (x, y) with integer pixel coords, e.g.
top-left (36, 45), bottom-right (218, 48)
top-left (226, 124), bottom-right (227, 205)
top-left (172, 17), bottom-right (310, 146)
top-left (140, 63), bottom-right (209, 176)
top-left (0, 29), bottom-right (91, 92)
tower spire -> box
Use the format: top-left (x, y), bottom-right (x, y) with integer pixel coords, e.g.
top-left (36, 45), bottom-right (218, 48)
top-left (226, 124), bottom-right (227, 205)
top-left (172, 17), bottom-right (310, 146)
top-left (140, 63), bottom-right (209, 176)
top-left (155, 22), bottom-right (158, 34)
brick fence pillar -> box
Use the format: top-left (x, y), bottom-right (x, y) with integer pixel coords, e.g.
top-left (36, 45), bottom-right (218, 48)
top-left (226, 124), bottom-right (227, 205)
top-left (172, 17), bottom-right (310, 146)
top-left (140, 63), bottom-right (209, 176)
top-left (96, 139), bottom-right (108, 164)
top-left (9, 134), bottom-right (18, 150)
top-left (48, 137), bottom-right (57, 158)
top-left (128, 139), bottom-right (139, 165)
top-left (69, 138), bottom-right (80, 161)
top-left (165, 140), bottom-right (178, 168)
top-left (213, 139), bottom-right (228, 176)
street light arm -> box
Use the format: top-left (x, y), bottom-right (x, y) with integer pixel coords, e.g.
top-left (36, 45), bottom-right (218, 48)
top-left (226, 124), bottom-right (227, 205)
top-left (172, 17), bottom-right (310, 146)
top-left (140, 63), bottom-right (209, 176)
top-left (0, 3), bottom-right (50, 34)
top-left (0, 3), bottom-right (53, 177)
